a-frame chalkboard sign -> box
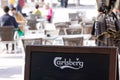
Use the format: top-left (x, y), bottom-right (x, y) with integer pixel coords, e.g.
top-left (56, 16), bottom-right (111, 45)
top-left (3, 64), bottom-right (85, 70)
top-left (24, 45), bottom-right (118, 80)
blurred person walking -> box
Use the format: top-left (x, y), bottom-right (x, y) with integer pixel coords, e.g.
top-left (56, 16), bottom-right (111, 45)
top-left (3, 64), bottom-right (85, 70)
top-left (8, 0), bottom-right (15, 8)
top-left (64, 0), bottom-right (68, 8)
top-left (113, 0), bottom-right (120, 18)
top-left (60, 0), bottom-right (68, 8)
top-left (60, 0), bottom-right (64, 7)
top-left (16, 0), bottom-right (25, 14)
top-left (91, 3), bottom-right (120, 46)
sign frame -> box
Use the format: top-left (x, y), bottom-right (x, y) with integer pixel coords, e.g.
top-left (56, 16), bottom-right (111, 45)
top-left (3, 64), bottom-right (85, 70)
top-left (24, 45), bottom-right (117, 80)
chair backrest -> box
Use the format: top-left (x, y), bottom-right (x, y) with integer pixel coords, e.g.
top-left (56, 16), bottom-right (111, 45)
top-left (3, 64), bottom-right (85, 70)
top-left (76, 11), bottom-right (86, 18)
top-left (66, 28), bottom-right (82, 35)
top-left (0, 26), bottom-right (14, 41)
top-left (44, 30), bottom-right (59, 36)
top-left (54, 22), bottom-right (70, 35)
top-left (63, 37), bottom-right (83, 46)
top-left (68, 13), bottom-right (79, 21)
top-left (22, 38), bottom-right (43, 49)
top-left (30, 14), bottom-right (41, 19)
top-left (82, 21), bottom-right (94, 26)
top-left (82, 26), bottom-right (92, 34)
top-left (54, 22), bottom-right (70, 29)
top-left (69, 13), bottom-right (82, 24)
top-left (27, 19), bottom-right (37, 30)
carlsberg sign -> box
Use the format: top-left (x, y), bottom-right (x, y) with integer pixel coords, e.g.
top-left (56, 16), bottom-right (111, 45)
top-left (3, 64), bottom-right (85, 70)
top-left (54, 57), bottom-right (84, 70)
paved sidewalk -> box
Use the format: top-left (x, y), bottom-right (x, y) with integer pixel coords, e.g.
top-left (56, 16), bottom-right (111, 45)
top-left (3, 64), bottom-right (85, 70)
top-left (0, 54), bottom-right (24, 80)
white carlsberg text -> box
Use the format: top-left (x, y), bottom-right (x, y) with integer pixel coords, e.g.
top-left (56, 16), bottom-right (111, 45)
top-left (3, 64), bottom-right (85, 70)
top-left (54, 57), bottom-right (84, 70)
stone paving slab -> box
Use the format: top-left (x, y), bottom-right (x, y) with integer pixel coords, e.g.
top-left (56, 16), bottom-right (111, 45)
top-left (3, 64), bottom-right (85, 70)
top-left (0, 54), bottom-right (24, 80)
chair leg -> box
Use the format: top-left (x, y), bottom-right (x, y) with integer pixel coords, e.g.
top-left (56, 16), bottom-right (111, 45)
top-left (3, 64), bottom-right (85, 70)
top-left (59, 29), bottom-right (66, 35)
top-left (1, 43), bottom-right (8, 53)
top-left (13, 42), bottom-right (16, 54)
top-left (8, 43), bottom-right (15, 54)
top-left (5, 43), bottom-right (11, 53)
top-left (6, 43), bottom-right (11, 53)
top-left (13, 42), bottom-right (18, 54)
top-left (8, 42), bottom-right (17, 54)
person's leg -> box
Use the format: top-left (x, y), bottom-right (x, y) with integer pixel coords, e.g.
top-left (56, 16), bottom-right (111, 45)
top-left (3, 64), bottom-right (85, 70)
top-left (12, 44), bottom-right (14, 51)
top-left (64, 0), bottom-right (68, 8)
top-left (16, 5), bottom-right (22, 13)
top-left (61, 0), bottom-right (64, 7)
top-left (6, 44), bottom-right (8, 50)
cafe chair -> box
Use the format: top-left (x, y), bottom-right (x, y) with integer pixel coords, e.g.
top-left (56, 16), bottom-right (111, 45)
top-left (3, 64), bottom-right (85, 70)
top-left (54, 22), bottom-right (70, 35)
top-left (44, 27), bottom-right (58, 35)
top-left (68, 13), bottom-right (82, 24)
top-left (44, 29), bottom-right (59, 45)
top-left (22, 38), bottom-right (43, 50)
top-left (76, 11), bottom-right (86, 20)
top-left (82, 26), bottom-right (92, 34)
top-left (30, 14), bottom-right (41, 19)
top-left (66, 28), bottom-right (82, 35)
top-left (81, 20), bottom-right (94, 26)
top-left (0, 26), bottom-right (19, 53)
top-left (63, 37), bottom-right (83, 46)
top-left (27, 19), bottom-right (37, 30)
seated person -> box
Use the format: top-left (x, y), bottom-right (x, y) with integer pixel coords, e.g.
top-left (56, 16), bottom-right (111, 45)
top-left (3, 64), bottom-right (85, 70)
top-left (0, 6), bottom-right (18, 51)
top-left (10, 7), bottom-right (27, 37)
top-left (32, 4), bottom-right (42, 18)
top-left (44, 3), bottom-right (53, 23)
top-left (0, 6), bottom-right (18, 28)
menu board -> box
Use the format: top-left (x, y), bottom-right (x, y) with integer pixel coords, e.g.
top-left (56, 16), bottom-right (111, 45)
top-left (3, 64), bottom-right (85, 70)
top-left (24, 46), bottom-right (117, 80)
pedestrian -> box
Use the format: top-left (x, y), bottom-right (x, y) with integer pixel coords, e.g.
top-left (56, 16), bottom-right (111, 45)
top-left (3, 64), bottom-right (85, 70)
top-left (8, 0), bottom-right (15, 8)
top-left (60, 0), bottom-right (64, 7)
top-left (91, 3), bottom-right (120, 46)
top-left (16, 0), bottom-right (25, 14)
top-left (64, 0), bottom-right (68, 8)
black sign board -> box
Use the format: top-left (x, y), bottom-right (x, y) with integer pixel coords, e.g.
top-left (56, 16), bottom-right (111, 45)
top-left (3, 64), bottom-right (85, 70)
top-left (24, 45), bottom-right (117, 80)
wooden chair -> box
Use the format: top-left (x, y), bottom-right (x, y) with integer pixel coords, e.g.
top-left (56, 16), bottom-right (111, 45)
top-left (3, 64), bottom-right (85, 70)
top-left (63, 37), bottom-right (83, 46)
top-left (54, 22), bottom-right (70, 35)
top-left (68, 13), bottom-right (82, 24)
top-left (30, 14), bottom-right (41, 19)
top-left (22, 38), bottom-right (43, 50)
top-left (44, 29), bottom-right (59, 45)
top-left (27, 19), bottom-right (37, 30)
top-left (66, 28), bottom-right (82, 35)
top-left (82, 26), bottom-right (92, 34)
top-left (82, 21), bottom-right (94, 26)
top-left (76, 11), bottom-right (86, 21)
top-left (0, 26), bottom-right (18, 53)
top-left (44, 29), bottom-right (59, 36)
